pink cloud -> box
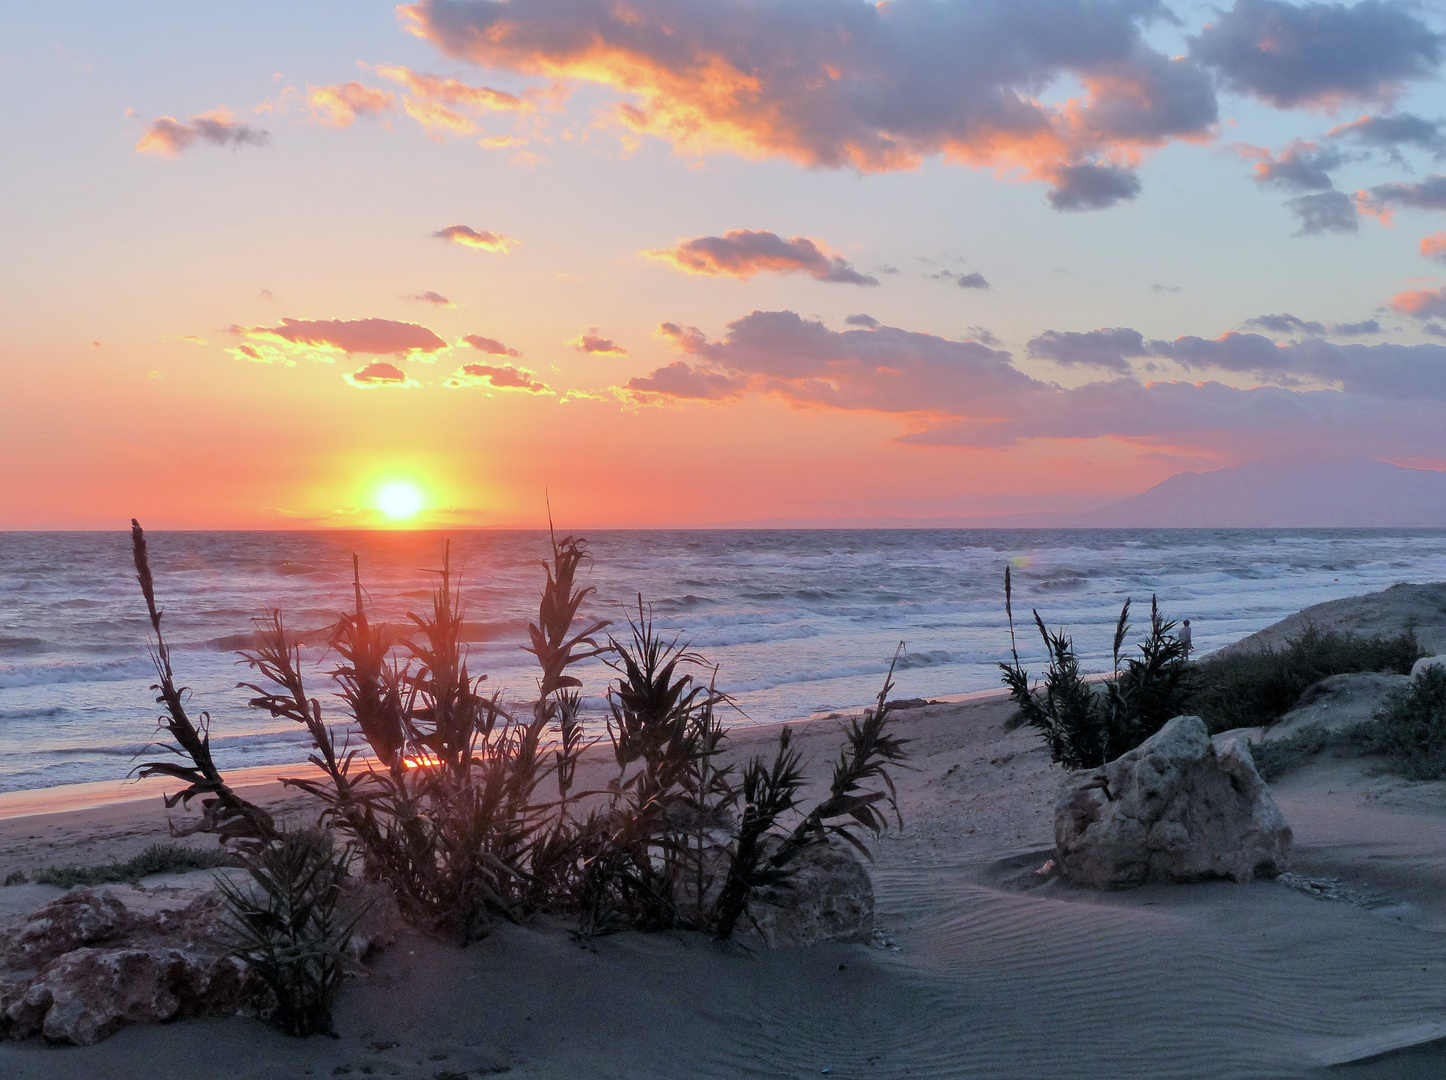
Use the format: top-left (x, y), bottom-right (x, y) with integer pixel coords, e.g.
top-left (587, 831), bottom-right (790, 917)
top-left (1389, 286), bottom-right (1446, 318)
top-left (445, 362), bottom-right (552, 392)
top-left (1422, 233), bottom-right (1446, 263)
top-left (235, 317), bottom-right (447, 356)
top-left (647, 230), bottom-right (877, 284)
top-left (136, 108), bottom-right (270, 156)
top-left (462, 333), bottom-right (521, 356)
top-left (568, 328), bottom-right (628, 355)
top-left (622, 308), bottom-right (1446, 458)
top-left (344, 361), bottom-right (418, 388)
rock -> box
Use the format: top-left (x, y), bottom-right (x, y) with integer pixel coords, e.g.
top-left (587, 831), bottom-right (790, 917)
top-left (1055, 715), bottom-right (1292, 889)
top-left (3, 888), bottom-right (132, 970)
top-left (2, 947), bottom-right (261, 1045)
top-left (749, 842), bottom-right (874, 948)
top-left (1411, 654), bottom-right (1446, 681)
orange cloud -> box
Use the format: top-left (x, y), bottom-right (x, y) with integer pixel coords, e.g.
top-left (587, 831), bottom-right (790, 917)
top-left (568, 328), bottom-right (627, 355)
top-left (401, 0), bottom-right (1219, 207)
top-left (344, 361), bottom-right (419, 388)
top-left (1421, 233), bottom-right (1446, 262)
top-left (371, 63), bottom-right (533, 137)
top-left (307, 82), bottom-right (395, 127)
top-left (1389, 286), bottom-right (1446, 318)
top-left (434, 224), bottom-right (517, 252)
top-left (445, 362), bottom-right (552, 392)
top-left (234, 317), bottom-right (448, 358)
top-left (136, 107), bottom-right (270, 156)
top-left (646, 230), bottom-right (877, 284)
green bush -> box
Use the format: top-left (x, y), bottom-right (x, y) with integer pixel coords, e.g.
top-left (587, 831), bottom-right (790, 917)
top-left (215, 827), bottom-right (366, 1037)
top-left (1188, 625), bottom-right (1424, 734)
top-left (1369, 666), bottom-right (1446, 780)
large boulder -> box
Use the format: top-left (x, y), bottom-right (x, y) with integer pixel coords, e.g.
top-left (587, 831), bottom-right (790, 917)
top-left (749, 842), bottom-right (874, 948)
top-left (1055, 715), bottom-right (1291, 889)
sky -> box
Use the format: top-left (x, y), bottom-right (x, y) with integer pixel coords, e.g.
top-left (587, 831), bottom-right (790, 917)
top-left (2, 0), bottom-right (1445, 529)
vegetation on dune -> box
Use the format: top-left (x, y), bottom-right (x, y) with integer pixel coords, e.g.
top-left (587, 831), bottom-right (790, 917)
top-left (1187, 625), bottom-right (1424, 734)
top-left (1248, 667), bottom-right (1446, 782)
top-left (127, 519), bottom-right (910, 1035)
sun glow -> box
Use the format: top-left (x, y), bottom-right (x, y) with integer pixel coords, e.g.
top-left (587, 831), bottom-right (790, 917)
top-left (377, 481), bottom-right (424, 521)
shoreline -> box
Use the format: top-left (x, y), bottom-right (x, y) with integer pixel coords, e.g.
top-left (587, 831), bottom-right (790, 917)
top-left (0, 686), bottom-right (1019, 823)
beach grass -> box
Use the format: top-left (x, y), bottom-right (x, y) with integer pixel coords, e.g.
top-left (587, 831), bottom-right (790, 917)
top-left (4, 842), bottom-right (235, 888)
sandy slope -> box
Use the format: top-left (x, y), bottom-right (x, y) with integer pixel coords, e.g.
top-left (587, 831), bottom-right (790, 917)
top-left (3, 583), bottom-right (1446, 1079)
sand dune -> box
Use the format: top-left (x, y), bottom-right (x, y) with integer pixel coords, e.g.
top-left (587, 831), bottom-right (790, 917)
top-left (3, 587), bottom-right (1446, 1078)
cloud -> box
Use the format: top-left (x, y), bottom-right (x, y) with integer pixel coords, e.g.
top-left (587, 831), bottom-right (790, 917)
top-left (1389, 285), bottom-right (1446, 318)
top-left (619, 309), bottom-right (1446, 461)
top-left (646, 230), bottom-right (878, 285)
top-left (1286, 190), bottom-right (1358, 233)
top-left (1189, 0), bottom-right (1443, 109)
top-left (345, 361), bottom-right (418, 388)
top-left (308, 82), bottom-right (395, 127)
top-left (1027, 327), bottom-right (1148, 373)
top-left (371, 64), bottom-right (532, 135)
top-left (433, 224), bottom-right (517, 252)
top-left (1327, 112), bottom-right (1446, 157)
top-left (965, 326), bottom-right (1002, 346)
top-left (933, 270), bottom-right (991, 290)
top-left (624, 361), bottom-right (748, 402)
top-left (1249, 139), bottom-right (1352, 191)
top-left (462, 333), bottom-right (521, 356)
top-left (1422, 232), bottom-right (1446, 262)
top-left (234, 317), bottom-right (447, 357)
top-left (405, 290), bottom-right (453, 306)
top-left (1330, 318), bottom-right (1381, 334)
top-left (445, 362), bottom-right (552, 392)
top-left (1244, 313), bottom-right (1325, 335)
top-left (1046, 163), bottom-right (1143, 211)
top-left (569, 328), bottom-right (628, 355)
top-left (844, 314), bottom-right (880, 329)
top-left (136, 108), bottom-right (270, 156)
top-left (1361, 175), bottom-right (1446, 220)
top-left (402, 0), bottom-right (1217, 205)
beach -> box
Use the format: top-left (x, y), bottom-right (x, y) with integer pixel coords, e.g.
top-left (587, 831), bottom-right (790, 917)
top-left (2, 586), bottom-right (1445, 1078)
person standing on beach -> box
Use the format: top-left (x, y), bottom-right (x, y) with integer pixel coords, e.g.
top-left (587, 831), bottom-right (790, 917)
top-left (1179, 619), bottom-right (1192, 658)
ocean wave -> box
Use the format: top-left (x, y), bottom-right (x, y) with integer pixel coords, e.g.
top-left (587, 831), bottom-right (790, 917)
top-left (0, 656), bottom-right (155, 689)
top-left (0, 635), bottom-right (55, 656)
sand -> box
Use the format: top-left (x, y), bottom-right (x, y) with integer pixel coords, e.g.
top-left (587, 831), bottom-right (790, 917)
top-left (3, 586), bottom-right (1446, 1079)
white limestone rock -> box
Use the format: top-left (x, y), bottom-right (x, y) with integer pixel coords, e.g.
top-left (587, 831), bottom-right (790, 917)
top-left (1055, 715), bottom-right (1292, 889)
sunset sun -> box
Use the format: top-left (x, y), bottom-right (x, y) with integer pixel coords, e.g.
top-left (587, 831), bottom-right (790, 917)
top-left (376, 481), bottom-right (424, 521)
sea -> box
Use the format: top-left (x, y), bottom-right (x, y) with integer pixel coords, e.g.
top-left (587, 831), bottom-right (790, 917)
top-left (3, 528), bottom-right (1446, 795)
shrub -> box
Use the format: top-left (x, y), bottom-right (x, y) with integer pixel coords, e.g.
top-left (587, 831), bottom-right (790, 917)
top-left (1368, 665), bottom-right (1446, 780)
top-left (1188, 625), bottom-right (1424, 734)
top-left (215, 827), bottom-right (366, 1037)
top-left (999, 567), bottom-right (1190, 769)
